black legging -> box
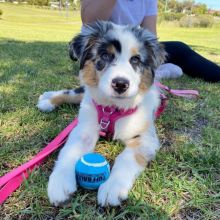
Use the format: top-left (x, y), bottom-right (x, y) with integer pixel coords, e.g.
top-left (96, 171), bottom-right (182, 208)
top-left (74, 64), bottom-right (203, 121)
top-left (162, 41), bottom-right (220, 82)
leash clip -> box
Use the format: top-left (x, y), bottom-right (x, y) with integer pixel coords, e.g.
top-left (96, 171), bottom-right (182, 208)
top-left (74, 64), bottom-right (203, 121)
top-left (100, 119), bottom-right (110, 130)
top-left (100, 106), bottom-right (115, 131)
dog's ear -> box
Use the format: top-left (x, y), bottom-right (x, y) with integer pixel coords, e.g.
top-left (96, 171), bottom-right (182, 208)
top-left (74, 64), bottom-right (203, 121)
top-left (69, 21), bottom-right (113, 68)
top-left (69, 34), bottom-right (84, 61)
top-left (144, 37), bottom-right (167, 70)
top-left (131, 27), bottom-right (167, 70)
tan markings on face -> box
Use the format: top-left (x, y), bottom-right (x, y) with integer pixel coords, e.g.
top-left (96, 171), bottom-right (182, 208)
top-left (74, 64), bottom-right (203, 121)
top-left (135, 153), bottom-right (147, 167)
top-left (81, 60), bottom-right (98, 87)
top-left (139, 68), bottom-right (153, 93)
top-left (131, 47), bottom-right (139, 56)
top-left (51, 94), bottom-right (83, 106)
top-left (107, 44), bottom-right (116, 54)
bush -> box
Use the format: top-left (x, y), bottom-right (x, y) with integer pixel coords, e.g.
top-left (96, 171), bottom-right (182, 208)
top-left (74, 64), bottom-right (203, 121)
top-left (213, 12), bottom-right (220, 17)
top-left (27, 0), bottom-right (49, 6)
top-left (198, 15), bottom-right (214, 27)
top-left (179, 15), bottom-right (214, 28)
top-left (0, 9), bottom-right (3, 17)
top-left (159, 12), bottom-right (184, 22)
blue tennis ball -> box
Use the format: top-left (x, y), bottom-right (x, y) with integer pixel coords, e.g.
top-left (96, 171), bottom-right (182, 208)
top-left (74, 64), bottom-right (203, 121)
top-left (75, 153), bottom-right (110, 190)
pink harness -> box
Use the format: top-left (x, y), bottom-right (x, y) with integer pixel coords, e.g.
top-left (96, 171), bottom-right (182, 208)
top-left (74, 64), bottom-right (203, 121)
top-left (94, 82), bottom-right (199, 138)
top-left (0, 83), bottom-right (199, 205)
top-left (93, 100), bottom-right (137, 138)
top-left (93, 94), bottom-right (168, 138)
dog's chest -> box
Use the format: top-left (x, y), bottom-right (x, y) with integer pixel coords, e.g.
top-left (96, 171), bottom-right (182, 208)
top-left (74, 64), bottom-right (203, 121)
top-left (113, 106), bottom-right (151, 141)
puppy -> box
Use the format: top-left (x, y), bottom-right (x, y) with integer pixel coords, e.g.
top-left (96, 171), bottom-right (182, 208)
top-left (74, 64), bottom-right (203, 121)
top-left (37, 21), bottom-right (166, 206)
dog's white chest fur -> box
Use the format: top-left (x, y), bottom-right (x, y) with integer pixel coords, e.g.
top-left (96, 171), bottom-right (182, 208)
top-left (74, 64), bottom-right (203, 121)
top-left (113, 86), bottom-right (160, 141)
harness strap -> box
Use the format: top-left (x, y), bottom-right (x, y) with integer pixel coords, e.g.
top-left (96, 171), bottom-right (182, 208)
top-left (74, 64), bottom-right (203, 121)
top-left (155, 93), bottom-right (168, 119)
top-left (93, 100), bottom-right (137, 138)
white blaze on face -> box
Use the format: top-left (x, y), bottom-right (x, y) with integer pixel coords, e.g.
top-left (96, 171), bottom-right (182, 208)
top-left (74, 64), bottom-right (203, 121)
top-left (98, 28), bottom-right (142, 99)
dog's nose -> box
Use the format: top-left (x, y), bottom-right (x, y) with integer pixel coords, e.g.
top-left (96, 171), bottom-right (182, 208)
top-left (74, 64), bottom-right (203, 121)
top-left (111, 77), bottom-right (130, 94)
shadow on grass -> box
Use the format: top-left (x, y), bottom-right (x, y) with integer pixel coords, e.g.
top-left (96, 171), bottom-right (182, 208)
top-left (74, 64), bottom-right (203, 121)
top-left (0, 38), bottom-right (80, 171)
top-left (0, 38), bottom-right (80, 110)
top-left (0, 38), bottom-right (79, 83)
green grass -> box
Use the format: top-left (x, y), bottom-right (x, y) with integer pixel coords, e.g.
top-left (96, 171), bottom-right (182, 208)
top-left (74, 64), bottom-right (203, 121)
top-left (0, 3), bottom-right (220, 220)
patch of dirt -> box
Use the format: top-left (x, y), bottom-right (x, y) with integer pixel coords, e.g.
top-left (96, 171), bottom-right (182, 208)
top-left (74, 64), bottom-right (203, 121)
top-left (172, 207), bottom-right (203, 220)
top-left (176, 118), bottom-right (208, 144)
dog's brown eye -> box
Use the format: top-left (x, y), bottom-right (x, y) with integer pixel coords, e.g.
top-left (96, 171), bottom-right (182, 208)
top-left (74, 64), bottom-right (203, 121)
top-left (130, 55), bottom-right (140, 65)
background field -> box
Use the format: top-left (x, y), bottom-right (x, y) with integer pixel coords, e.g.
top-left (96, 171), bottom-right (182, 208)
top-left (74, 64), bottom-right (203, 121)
top-left (0, 4), bottom-right (220, 220)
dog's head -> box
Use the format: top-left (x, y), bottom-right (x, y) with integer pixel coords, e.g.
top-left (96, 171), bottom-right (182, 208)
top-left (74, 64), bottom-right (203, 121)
top-left (69, 21), bottom-right (166, 104)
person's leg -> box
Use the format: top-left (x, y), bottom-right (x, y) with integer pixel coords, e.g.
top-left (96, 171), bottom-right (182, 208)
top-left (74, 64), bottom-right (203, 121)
top-left (162, 41), bottom-right (220, 82)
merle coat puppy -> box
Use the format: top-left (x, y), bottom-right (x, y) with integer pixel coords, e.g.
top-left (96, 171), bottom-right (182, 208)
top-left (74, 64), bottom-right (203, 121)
top-left (37, 21), bottom-right (166, 206)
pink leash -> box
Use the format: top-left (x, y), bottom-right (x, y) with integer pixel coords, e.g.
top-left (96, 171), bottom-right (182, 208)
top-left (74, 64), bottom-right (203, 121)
top-left (0, 119), bottom-right (78, 205)
top-left (0, 83), bottom-right (199, 205)
top-left (155, 82), bottom-right (199, 98)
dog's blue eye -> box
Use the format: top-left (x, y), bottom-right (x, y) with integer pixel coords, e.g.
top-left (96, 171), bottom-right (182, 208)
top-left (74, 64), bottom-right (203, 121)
top-left (130, 56), bottom-right (140, 65)
top-left (101, 53), bottom-right (109, 60)
top-left (101, 53), bottom-right (110, 61)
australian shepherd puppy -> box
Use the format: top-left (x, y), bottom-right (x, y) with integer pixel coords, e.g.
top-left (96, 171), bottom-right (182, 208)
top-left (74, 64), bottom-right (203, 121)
top-left (37, 21), bottom-right (166, 207)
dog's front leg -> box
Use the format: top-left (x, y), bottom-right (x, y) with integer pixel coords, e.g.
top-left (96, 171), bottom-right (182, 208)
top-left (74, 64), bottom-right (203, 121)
top-left (48, 125), bottom-right (99, 206)
top-left (98, 126), bottom-right (160, 207)
top-left (48, 102), bottom-right (99, 206)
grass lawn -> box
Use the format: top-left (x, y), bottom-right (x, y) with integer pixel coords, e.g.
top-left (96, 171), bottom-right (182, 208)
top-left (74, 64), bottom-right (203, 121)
top-left (0, 3), bottom-right (220, 220)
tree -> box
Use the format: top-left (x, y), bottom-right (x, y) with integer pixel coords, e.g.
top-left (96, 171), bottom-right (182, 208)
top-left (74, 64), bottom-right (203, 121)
top-left (158, 0), bottom-right (209, 15)
top-left (192, 3), bottom-right (208, 15)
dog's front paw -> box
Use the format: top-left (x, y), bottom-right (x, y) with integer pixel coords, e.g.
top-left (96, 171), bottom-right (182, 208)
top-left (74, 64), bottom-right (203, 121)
top-left (98, 176), bottom-right (131, 207)
top-left (37, 91), bottom-right (63, 112)
top-left (47, 170), bottom-right (77, 206)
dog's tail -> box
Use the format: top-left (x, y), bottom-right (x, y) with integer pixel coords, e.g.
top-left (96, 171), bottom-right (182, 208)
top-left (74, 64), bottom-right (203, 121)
top-left (37, 87), bottom-right (84, 112)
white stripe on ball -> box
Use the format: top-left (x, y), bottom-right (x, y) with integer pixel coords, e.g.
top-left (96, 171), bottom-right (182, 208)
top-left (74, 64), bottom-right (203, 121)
top-left (81, 157), bottom-right (108, 167)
